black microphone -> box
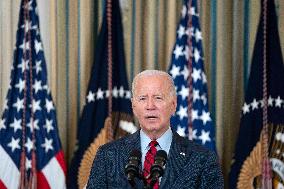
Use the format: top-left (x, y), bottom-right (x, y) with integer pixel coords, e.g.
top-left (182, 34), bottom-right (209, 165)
top-left (125, 149), bottom-right (142, 182)
top-left (150, 150), bottom-right (167, 182)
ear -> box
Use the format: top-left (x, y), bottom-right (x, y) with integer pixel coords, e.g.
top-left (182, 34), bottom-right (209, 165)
top-left (171, 96), bottom-right (177, 115)
top-left (131, 98), bottom-right (137, 115)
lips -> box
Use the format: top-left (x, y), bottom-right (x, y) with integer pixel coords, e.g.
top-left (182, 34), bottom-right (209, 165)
top-left (145, 115), bottom-right (158, 119)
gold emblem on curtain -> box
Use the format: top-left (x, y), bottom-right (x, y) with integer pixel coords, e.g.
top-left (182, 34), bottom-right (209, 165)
top-left (238, 124), bottom-right (284, 189)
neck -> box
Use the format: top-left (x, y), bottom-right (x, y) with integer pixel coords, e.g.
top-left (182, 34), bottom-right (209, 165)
top-left (142, 127), bottom-right (170, 140)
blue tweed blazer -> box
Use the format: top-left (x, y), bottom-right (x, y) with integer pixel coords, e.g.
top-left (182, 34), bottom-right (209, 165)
top-left (86, 130), bottom-right (224, 189)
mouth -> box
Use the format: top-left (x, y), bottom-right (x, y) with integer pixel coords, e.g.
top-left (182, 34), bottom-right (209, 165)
top-left (145, 115), bottom-right (158, 120)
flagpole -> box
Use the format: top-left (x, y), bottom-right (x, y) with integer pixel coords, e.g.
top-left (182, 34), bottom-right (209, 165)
top-left (107, 0), bottom-right (114, 142)
top-left (261, 0), bottom-right (272, 188)
top-left (187, 0), bottom-right (193, 141)
top-left (20, 0), bottom-right (29, 187)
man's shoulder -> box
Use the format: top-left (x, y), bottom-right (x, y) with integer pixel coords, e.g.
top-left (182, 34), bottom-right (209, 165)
top-left (99, 131), bottom-right (139, 151)
top-left (173, 132), bottom-right (217, 158)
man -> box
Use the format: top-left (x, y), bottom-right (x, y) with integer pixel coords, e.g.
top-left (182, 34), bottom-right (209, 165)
top-left (86, 70), bottom-right (224, 189)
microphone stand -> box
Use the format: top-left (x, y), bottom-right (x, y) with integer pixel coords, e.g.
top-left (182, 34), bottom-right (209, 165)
top-left (128, 179), bottom-right (137, 189)
top-left (142, 177), bottom-right (150, 189)
top-left (128, 171), bottom-right (160, 189)
top-left (127, 172), bottom-right (144, 189)
top-left (149, 177), bottom-right (158, 189)
top-left (142, 174), bottom-right (158, 189)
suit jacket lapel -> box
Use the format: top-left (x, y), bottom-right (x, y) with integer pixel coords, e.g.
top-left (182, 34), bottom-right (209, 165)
top-left (121, 130), bottom-right (144, 188)
top-left (160, 132), bottom-right (189, 188)
top-left (123, 130), bottom-right (141, 155)
top-left (121, 130), bottom-right (141, 171)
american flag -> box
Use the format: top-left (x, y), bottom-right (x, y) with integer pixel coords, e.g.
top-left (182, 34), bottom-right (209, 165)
top-left (0, 0), bottom-right (66, 188)
top-left (168, 0), bottom-right (216, 151)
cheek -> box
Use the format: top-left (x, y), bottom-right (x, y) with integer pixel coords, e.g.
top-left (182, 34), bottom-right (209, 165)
top-left (132, 107), bottom-right (138, 118)
top-left (132, 106), bottom-right (142, 118)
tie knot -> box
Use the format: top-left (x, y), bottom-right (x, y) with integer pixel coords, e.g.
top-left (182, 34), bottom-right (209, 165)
top-left (149, 140), bottom-right (158, 147)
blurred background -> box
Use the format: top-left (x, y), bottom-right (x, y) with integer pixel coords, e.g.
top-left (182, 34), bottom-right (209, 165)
top-left (1, 0), bottom-right (284, 188)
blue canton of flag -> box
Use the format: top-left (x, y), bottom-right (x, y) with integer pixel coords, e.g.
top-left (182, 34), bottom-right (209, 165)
top-left (0, 0), bottom-right (66, 189)
top-left (168, 0), bottom-right (216, 151)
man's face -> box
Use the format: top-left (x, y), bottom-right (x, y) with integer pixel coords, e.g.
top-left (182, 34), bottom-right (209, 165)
top-left (132, 75), bottom-right (177, 139)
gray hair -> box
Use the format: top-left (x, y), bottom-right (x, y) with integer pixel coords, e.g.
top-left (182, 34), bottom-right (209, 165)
top-left (131, 70), bottom-right (176, 97)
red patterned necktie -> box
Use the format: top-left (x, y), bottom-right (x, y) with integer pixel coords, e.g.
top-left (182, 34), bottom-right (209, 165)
top-left (143, 140), bottom-right (159, 189)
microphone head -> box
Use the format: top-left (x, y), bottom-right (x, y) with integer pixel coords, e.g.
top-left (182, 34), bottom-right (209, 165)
top-left (150, 150), bottom-right (167, 180)
top-left (155, 150), bottom-right (167, 161)
top-left (125, 149), bottom-right (142, 181)
top-left (130, 149), bottom-right (142, 160)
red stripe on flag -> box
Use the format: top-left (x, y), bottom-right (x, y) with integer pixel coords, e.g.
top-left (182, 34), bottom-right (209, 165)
top-left (37, 171), bottom-right (51, 189)
top-left (0, 180), bottom-right (7, 189)
top-left (56, 150), bottom-right (67, 175)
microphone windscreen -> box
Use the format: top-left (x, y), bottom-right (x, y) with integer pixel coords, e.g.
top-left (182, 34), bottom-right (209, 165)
top-left (155, 150), bottom-right (167, 159)
top-left (130, 149), bottom-right (142, 160)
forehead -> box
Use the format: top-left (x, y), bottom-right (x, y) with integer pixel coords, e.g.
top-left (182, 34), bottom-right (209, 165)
top-left (134, 75), bottom-right (170, 94)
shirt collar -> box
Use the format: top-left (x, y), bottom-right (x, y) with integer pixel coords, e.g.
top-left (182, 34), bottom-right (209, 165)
top-left (140, 128), bottom-right (172, 153)
top-left (156, 128), bottom-right (172, 153)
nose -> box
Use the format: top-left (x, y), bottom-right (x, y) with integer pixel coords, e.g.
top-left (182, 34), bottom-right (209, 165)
top-left (146, 98), bottom-right (156, 110)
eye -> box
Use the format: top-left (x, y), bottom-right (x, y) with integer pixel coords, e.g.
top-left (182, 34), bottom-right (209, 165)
top-left (137, 96), bottom-right (146, 101)
top-left (155, 96), bottom-right (163, 100)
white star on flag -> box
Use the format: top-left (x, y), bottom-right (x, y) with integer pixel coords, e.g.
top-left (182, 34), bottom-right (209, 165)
top-left (275, 96), bottom-right (283, 107)
top-left (177, 25), bottom-right (185, 39)
top-left (33, 79), bottom-right (42, 94)
top-left (199, 130), bottom-right (211, 144)
top-left (195, 29), bottom-right (202, 42)
top-left (9, 118), bottom-right (22, 133)
top-left (25, 138), bottom-right (34, 153)
top-left (268, 96), bottom-right (274, 106)
top-left (242, 103), bottom-right (250, 114)
top-left (200, 110), bottom-right (212, 125)
top-left (34, 39), bottom-right (43, 53)
top-left (7, 137), bottom-right (20, 152)
top-left (45, 99), bottom-right (54, 113)
top-left (19, 42), bottom-right (30, 51)
top-left (192, 68), bottom-right (201, 82)
top-left (27, 119), bottom-right (40, 131)
top-left (18, 59), bottom-right (29, 73)
top-left (30, 99), bottom-right (41, 112)
top-left (193, 48), bottom-right (200, 62)
top-left (173, 45), bottom-right (184, 59)
top-left (179, 85), bottom-right (189, 100)
top-left (34, 60), bottom-right (42, 74)
top-left (41, 138), bottom-right (53, 153)
top-left (26, 159), bottom-right (32, 170)
top-left (44, 119), bottom-right (54, 133)
top-left (169, 65), bottom-right (180, 79)
top-left (119, 86), bottom-right (125, 97)
top-left (87, 91), bottom-right (95, 102)
top-left (177, 126), bottom-right (186, 137)
top-left (15, 79), bottom-right (25, 93)
top-left (13, 98), bottom-right (24, 112)
top-left (251, 99), bottom-right (259, 110)
top-left (177, 106), bottom-right (188, 120)
top-left (112, 86), bottom-right (119, 98)
top-left (21, 20), bottom-right (32, 33)
top-left (0, 119), bottom-right (6, 130)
